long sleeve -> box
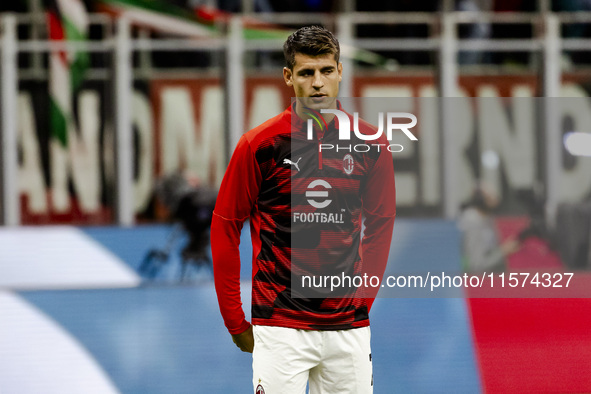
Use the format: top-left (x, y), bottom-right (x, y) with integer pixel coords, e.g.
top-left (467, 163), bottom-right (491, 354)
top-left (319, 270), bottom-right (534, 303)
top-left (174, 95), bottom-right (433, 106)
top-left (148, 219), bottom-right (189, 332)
top-left (211, 135), bottom-right (261, 335)
top-left (360, 146), bottom-right (396, 311)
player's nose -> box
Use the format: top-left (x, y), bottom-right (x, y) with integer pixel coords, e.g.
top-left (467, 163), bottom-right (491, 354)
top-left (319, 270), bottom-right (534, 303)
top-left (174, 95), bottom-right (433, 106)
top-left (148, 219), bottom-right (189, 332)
top-left (312, 71), bottom-right (324, 88)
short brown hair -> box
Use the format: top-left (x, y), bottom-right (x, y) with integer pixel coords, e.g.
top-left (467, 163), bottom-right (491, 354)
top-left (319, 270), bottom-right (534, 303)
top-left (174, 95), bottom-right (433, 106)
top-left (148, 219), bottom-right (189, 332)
top-left (283, 26), bottom-right (340, 70)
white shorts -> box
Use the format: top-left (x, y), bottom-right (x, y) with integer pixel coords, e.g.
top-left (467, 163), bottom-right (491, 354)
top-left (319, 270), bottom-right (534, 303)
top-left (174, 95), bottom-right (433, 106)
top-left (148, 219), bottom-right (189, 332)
top-left (252, 325), bottom-right (373, 394)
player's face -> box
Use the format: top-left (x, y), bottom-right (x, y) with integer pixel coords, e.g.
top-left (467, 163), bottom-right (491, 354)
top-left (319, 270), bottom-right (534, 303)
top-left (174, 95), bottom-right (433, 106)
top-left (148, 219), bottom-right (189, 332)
top-left (283, 53), bottom-right (342, 111)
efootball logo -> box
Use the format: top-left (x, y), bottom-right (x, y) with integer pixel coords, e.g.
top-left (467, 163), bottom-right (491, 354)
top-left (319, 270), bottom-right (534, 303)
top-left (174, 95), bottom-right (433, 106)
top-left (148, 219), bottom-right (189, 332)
top-left (293, 179), bottom-right (345, 224)
top-left (306, 179), bottom-right (332, 209)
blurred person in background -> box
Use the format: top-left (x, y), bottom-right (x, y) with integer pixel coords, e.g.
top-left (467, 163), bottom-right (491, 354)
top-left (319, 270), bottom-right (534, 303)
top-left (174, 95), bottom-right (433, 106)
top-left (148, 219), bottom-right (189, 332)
top-left (140, 172), bottom-right (217, 280)
top-left (456, 0), bottom-right (492, 64)
top-left (458, 183), bottom-right (521, 272)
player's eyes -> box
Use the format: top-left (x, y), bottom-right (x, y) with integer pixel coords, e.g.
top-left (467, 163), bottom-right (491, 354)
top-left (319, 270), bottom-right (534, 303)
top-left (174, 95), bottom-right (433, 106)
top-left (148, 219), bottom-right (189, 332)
top-left (298, 69), bottom-right (332, 77)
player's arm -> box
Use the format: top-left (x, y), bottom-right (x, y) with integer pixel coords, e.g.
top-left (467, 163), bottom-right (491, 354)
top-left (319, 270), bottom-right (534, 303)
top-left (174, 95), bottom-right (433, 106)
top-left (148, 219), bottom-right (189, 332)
top-left (211, 135), bottom-right (261, 351)
top-left (360, 140), bottom-right (396, 311)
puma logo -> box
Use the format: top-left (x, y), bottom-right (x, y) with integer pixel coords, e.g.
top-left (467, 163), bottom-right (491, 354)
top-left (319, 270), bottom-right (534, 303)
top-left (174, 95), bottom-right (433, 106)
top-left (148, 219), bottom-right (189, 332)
top-left (283, 157), bottom-right (301, 172)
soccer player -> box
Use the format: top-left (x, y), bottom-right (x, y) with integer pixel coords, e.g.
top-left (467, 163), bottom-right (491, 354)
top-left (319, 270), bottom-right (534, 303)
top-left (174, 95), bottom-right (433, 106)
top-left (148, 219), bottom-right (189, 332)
top-left (211, 26), bottom-right (396, 394)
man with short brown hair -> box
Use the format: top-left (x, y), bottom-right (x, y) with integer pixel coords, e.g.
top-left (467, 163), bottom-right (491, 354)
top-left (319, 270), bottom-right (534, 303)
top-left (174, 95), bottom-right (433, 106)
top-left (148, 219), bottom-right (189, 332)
top-left (212, 25), bottom-right (396, 394)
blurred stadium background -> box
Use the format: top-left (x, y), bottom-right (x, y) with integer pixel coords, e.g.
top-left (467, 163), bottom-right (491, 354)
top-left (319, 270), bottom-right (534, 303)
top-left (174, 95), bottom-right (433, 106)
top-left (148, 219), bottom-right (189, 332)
top-left (2, 0), bottom-right (591, 392)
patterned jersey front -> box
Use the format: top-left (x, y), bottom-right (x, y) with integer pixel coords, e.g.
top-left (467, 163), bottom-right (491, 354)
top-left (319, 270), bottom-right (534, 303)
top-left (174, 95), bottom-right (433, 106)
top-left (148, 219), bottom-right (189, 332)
top-left (212, 103), bottom-right (396, 334)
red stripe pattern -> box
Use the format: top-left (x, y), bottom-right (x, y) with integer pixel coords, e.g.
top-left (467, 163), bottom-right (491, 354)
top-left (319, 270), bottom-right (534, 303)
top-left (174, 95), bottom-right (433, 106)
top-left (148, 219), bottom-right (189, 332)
top-left (212, 103), bottom-right (396, 334)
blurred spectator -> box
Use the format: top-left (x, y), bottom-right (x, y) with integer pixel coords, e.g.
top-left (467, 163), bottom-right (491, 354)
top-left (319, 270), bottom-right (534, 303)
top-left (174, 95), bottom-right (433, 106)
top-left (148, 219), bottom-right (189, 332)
top-left (458, 184), bottom-right (521, 272)
top-left (457, 0), bottom-right (492, 64)
top-left (555, 201), bottom-right (591, 269)
top-left (140, 172), bottom-right (217, 280)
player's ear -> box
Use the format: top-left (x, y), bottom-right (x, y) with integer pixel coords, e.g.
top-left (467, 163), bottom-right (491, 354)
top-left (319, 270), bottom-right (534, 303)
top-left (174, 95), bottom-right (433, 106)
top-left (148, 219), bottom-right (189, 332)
top-left (338, 62), bottom-right (342, 82)
top-left (283, 67), bottom-right (293, 87)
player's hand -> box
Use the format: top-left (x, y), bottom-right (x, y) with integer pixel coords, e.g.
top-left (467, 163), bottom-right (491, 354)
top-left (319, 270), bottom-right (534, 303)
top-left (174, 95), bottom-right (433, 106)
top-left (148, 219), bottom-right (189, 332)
top-left (231, 325), bottom-right (254, 353)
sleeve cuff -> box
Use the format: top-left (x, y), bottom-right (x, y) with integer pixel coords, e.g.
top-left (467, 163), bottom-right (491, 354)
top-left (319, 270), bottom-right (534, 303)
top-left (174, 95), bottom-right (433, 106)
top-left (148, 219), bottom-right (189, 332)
top-left (228, 320), bottom-right (251, 335)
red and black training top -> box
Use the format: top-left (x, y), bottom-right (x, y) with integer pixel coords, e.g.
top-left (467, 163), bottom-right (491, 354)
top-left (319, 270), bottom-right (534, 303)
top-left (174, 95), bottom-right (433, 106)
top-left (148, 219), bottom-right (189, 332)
top-left (212, 103), bottom-right (396, 335)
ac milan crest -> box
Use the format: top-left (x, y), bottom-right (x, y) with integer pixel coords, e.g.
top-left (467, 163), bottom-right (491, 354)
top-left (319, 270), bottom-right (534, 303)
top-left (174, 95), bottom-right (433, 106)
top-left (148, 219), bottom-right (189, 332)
top-left (256, 384), bottom-right (265, 394)
top-left (343, 154), bottom-right (354, 175)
